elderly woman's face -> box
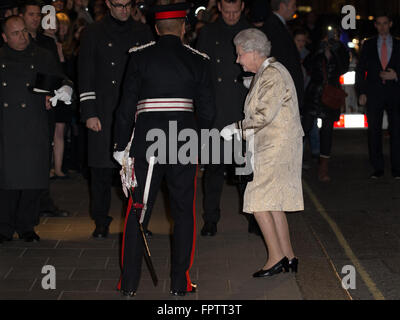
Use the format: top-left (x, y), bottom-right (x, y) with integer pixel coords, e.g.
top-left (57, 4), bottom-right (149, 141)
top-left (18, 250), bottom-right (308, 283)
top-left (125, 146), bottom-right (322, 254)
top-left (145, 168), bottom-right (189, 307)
top-left (236, 45), bottom-right (256, 73)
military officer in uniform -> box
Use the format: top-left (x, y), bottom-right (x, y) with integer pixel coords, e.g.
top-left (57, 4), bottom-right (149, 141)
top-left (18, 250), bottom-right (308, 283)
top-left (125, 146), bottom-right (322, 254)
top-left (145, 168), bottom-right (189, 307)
top-left (0, 16), bottom-right (72, 243)
top-left (78, 0), bottom-right (153, 238)
top-left (113, 0), bottom-right (215, 296)
top-left (196, 0), bottom-right (256, 236)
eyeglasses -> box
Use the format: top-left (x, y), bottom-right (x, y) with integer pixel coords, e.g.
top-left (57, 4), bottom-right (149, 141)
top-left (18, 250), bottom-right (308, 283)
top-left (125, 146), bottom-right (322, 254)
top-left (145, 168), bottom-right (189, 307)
top-left (109, 1), bottom-right (133, 9)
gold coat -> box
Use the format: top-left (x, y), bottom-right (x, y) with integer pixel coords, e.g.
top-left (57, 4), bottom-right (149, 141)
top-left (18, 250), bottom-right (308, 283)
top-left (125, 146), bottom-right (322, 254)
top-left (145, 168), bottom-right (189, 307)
top-left (242, 58), bottom-right (304, 213)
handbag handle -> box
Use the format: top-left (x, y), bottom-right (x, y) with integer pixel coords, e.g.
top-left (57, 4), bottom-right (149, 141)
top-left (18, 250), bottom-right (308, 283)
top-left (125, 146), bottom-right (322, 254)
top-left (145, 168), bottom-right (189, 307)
top-left (237, 121), bottom-right (246, 158)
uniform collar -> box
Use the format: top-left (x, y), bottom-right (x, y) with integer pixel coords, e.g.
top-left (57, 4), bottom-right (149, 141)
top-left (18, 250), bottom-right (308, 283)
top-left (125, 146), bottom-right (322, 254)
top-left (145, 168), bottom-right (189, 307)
top-left (218, 15), bottom-right (248, 29)
top-left (3, 41), bottom-right (35, 57)
top-left (105, 13), bottom-right (133, 30)
top-left (158, 34), bottom-right (182, 45)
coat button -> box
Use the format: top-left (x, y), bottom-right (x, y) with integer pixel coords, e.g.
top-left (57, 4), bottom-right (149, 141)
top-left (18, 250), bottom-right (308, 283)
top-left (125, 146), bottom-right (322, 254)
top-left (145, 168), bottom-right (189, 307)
top-left (21, 103), bottom-right (26, 108)
top-left (2, 81), bottom-right (6, 87)
top-left (3, 102), bottom-right (8, 107)
top-left (108, 42), bottom-right (113, 47)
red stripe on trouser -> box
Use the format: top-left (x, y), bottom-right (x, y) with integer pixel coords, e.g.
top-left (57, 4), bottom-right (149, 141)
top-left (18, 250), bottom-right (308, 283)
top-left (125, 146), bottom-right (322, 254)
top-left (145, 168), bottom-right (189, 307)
top-left (117, 196), bottom-right (133, 290)
top-left (185, 165), bottom-right (198, 292)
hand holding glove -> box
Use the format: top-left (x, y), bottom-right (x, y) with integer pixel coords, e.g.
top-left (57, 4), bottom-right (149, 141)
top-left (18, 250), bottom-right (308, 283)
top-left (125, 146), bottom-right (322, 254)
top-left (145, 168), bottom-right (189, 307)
top-left (220, 123), bottom-right (241, 141)
top-left (49, 85), bottom-right (73, 107)
top-left (113, 151), bottom-right (124, 166)
top-left (242, 76), bottom-right (253, 89)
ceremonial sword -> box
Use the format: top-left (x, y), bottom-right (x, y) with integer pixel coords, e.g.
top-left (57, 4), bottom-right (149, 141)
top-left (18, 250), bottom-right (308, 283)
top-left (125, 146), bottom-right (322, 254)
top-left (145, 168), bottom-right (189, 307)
top-left (129, 156), bottom-right (158, 286)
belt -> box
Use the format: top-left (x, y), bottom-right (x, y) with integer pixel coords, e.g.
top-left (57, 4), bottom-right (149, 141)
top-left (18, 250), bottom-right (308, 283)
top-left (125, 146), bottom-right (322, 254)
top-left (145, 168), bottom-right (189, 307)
top-left (136, 98), bottom-right (194, 115)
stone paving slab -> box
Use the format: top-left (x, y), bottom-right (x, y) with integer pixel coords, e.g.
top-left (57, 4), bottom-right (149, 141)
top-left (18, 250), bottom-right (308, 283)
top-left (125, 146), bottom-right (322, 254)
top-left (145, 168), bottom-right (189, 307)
top-left (0, 170), bottom-right (348, 300)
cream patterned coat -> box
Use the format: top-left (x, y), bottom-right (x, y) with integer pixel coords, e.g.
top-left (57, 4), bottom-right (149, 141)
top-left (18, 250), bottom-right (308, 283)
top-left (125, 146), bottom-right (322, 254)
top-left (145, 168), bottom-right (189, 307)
top-left (242, 58), bottom-right (304, 213)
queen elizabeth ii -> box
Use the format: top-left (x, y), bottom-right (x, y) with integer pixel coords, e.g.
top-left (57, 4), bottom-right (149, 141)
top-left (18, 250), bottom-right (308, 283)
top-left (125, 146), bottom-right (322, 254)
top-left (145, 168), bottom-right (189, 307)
top-left (229, 28), bottom-right (304, 277)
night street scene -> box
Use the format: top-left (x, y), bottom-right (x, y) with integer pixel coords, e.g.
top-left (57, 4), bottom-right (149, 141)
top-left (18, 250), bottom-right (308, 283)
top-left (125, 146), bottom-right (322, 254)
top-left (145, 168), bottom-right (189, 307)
top-left (1, 0), bottom-right (400, 310)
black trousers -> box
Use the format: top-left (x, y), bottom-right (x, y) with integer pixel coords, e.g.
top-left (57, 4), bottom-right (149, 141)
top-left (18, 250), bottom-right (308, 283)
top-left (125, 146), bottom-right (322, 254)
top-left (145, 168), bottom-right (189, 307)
top-left (303, 114), bottom-right (335, 158)
top-left (119, 160), bottom-right (197, 292)
top-left (366, 96), bottom-right (400, 174)
top-left (202, 136), bottom-right (247, 224)
top-left (39, 111), bottom-right (57, 214)
top-left (0, 189), bottom-right (42, 237)
top-left (90, 167), bottom-right (114, 227)
top-left (203, 163), bottom-right (225, 223)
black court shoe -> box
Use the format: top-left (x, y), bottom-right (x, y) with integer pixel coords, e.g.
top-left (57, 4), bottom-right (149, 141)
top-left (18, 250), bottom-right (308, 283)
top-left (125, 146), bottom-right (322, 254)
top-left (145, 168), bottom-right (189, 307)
top-left (120, 289), bottom-right (136, 297)
top-left (289, 258), bottom-right (298, 273)
top-left (253, 257), bottom-right (289, 278)
top-left (170, 283), bottom-right (197, 296)
top-left (92, 225), bottom-right (109, 238)
top-left (200, 222), bottom-right (217, 236)
top-left (0, 234), bottom-right (12, 244)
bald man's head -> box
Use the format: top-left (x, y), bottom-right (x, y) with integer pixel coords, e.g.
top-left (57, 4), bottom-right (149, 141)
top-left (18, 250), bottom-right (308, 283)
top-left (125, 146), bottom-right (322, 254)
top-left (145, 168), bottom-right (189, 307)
top-left (2, 16), bottom-right (30, 51)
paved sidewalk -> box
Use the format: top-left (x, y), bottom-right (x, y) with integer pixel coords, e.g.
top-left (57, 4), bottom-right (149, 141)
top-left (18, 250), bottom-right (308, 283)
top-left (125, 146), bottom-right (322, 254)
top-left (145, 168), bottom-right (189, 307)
top-left (0, 171), bottom-right (346, 300)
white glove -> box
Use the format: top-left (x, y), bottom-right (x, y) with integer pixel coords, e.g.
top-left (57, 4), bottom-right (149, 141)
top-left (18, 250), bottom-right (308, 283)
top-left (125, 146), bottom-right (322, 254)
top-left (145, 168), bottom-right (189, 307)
top-left (220, 123), bottom-right (241, 141)
top-left (113, 151), bottom-right (124, 166)
top-left (49, 85), bottom-right (73, 107)
top-left (243, 76), bottom-right (253, 89)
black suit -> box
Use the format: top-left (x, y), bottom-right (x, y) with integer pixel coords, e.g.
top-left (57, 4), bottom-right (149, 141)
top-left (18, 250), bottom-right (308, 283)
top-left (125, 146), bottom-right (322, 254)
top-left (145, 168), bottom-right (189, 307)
top-left (261, 13), bottom-right (304, 109)
top-left (196, 16), bottom-right (251, 228)
top-left (356, 36), bottom-right (400, 175)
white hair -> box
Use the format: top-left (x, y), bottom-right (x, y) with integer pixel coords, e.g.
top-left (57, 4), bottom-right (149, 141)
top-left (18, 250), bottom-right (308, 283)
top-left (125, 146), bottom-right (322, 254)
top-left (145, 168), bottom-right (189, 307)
top-left (233, 28), bottom-right (271, 58)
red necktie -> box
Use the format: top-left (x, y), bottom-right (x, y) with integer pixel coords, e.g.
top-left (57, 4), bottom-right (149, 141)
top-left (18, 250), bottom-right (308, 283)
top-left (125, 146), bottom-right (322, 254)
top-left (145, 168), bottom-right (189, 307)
top-left (381, 37), bottom-right (388, 70)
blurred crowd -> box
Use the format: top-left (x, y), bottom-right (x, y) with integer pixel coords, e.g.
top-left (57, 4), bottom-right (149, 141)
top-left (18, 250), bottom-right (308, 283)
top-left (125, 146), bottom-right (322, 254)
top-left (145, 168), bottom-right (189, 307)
top-left (0, 0), bottom-right (385, 180)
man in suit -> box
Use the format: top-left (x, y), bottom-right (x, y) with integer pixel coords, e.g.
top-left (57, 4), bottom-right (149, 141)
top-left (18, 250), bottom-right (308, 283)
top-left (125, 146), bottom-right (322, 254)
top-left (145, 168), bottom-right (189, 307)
top-left (79, 0), bottom-right (153, 238)
top-left (260, 0), bottom-right (304, 109)
top-left (196, 0), bottom-right (255, 237)
top-left (356, 13), bottom-right (400, 179)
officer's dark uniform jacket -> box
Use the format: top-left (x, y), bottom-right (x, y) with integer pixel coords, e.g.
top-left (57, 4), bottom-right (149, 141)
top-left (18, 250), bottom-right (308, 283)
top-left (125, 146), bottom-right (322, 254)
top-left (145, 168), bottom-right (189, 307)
top-left (113, 35), bottom-right (215, 293)
top-left (0, 42), bottom-right (68, 189)
top-left (196, 15), bottom-right (251, 130)
top-left (114, 35), bottom-right (215, 155)
top-left (78, 14), bottom-right (153, 168)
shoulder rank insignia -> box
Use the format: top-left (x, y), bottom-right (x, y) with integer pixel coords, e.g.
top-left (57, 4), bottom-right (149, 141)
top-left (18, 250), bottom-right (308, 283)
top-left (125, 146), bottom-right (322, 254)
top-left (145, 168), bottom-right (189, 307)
top-left (183, 44), bottom-right (210, 60)
top-left (129, 41), bottom-right (156, 53)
